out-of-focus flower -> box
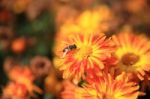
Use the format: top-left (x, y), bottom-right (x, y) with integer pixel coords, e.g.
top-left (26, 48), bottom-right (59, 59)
top-left (45, 70), bottom-right (62, 97)
top-left (13, 0), bottom-right (31, 13)
top-left (0, 26), bottom-right (14, 51)
top-left (125, 0), bottom-right (147, 14)
top-left (8, 66), bottom-right (42, 95)
top-left (30, 56), bottom-right (52, 78)
top-left (58, 5), bottom-right (114, 37)
top-left (2, 0), bottom-right (50, 20)
top-left (61, 72), bottom-right (141, 99)
top-left (73, 0), bottom-right (96, 9)
top-left (55, 0), bottom-right (97, 27)
top-left (11, 37), bottom-right (27, 54)
top-left (2, 82), bottom-right (29, 99)
top-left (55, 5), bottom-right (78, 28)
top-left (3, 57), bottom-right (18, 73)
top-left (26, 0), bottom-right (51, 20)
top-left (54, 34), bottom-right (116, 82)
top-left (2, 0), bottom-right (31, 14)
top-left (0, 9), bottom-right (12, 25)
top-left (113, 32), bottom-right (150, 81)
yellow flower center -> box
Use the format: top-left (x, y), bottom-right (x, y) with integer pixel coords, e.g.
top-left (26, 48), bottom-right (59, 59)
top-left (75, 45), bottom-right (92, 60)
top-left (121, 53), bottom-right (139, 66)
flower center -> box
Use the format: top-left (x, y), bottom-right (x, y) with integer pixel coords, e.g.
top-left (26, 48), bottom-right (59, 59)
top-left (121, 53), bottom-right (139, 66)
top-left (75, 45), bottom-right (92, 60)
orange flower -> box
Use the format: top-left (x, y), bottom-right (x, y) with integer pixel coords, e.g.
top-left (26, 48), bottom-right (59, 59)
top-left (13, 0), bottom-right (31, 13)
top-left (54, 5), bottom-right (115, 58)
top-left (8, 66), bottom-right (42, 95)
top-left (11, 37), bottom-right (27, 54)
top-left (61, 81), bottom-right (96, 99)
top-left (61, 73), bottom-right (140, 99)
top-left (54, 34), bottom-right (116, 82)
top-left (54, 5), bottom-right (114, 50)
top-left (58, 5), bottom-right (114, 36)
top-left (113, 32), bottom-right (150, 81)
top-left (2, 82), bottom-right (28, 99)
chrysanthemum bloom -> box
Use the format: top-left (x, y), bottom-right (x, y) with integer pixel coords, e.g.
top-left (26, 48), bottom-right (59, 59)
top-left (8, 66), bottom-right (42, 95)
top-left (61, 81), bottom-right (95, 99)
top-left (54, 6), bottom-right (115, 57)
top-left (2, 82), bottom-right (29, 99)
top-left (112, 32), bottom-right (150, 81)
top-left (30, 56), bottom-right (52, 78)
top-left (54, 33), bottom-right (116, 82)
top-left (54, 5), bottom-right (114, 47)
top-left (61, 73), bottom-right (140, 99)
top-left (57, 5), bottom-right (114, 38)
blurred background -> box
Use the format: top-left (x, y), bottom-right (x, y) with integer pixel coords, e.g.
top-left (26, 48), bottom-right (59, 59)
top-left (0, 0), bottom-right (150, 99)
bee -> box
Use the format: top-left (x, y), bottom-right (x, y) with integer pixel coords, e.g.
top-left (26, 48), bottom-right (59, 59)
top-left (62, 44), bottom-right (77, 58)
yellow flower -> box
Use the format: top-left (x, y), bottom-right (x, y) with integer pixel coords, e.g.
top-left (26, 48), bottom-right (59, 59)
top-left (113, 32), bottom-right (150, 80)
top-left (57, 5), bottom-right (113, 38)
top-left (54, 34), bottom-right (116, 82)
top-left (61, 73), bottom-right (140, 99)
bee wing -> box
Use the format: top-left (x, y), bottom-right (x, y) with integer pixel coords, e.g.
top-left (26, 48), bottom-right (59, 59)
top-left (62, 49), bottom-right (69, 58)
